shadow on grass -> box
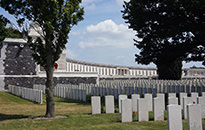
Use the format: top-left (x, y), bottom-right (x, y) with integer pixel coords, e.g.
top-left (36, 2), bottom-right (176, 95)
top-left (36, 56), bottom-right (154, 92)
top-left (0, 113), bottom-right (30, 121)
top-left (54, 97), bottom-right (90, 106)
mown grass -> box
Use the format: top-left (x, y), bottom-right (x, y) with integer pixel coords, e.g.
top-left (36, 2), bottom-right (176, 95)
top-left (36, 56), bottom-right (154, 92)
top-left (0, 92), bottom-right (205, 130)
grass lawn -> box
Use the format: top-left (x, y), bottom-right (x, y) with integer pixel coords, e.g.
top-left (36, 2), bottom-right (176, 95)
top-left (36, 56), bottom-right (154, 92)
top-left (0, 92), bottom-right (205, 130)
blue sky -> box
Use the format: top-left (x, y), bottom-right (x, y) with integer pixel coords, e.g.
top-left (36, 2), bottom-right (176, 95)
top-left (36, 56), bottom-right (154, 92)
top-left (0, 0), bottom-right (203, 68)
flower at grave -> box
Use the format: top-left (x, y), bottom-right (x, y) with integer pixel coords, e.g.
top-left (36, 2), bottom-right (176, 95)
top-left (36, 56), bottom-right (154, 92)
top-left (133, 110), bottom-right (136, 114)
top-left (193, 101), bottom-right (196, 104)
top-left (54, 63), bottom-right (58, 70)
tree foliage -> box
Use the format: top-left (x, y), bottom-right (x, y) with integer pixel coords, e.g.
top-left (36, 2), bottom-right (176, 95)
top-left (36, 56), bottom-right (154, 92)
top-left (0, 15), bottom-right (8, 43)
top-left (0, 0), bottom-right (84, 117)
top-left (0, 15), bottom-right (23, 44)
top-left (122, 0), bottom-right (205, 79)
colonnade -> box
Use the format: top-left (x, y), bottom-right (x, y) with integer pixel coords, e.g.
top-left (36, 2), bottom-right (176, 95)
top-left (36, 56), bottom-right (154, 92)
top-left (66, 62), bottom-right (157, 77)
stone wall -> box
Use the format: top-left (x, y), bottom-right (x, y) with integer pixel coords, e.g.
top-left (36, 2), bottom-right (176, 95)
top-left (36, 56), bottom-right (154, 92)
top-left (3, 42), bottom-right (36, 75)
top-left (4, 76), bottom-right (97, 89)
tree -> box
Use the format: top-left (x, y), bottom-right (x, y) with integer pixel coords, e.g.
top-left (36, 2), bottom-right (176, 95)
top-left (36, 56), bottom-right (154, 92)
top-left (0, 15), bottom-right (23, 44)
top-left (122, 0), bottom-right (205, 80)
top-left (0, 15), bottom-right (8, 43)
top-left (0, 0), bottom-right (84, 117)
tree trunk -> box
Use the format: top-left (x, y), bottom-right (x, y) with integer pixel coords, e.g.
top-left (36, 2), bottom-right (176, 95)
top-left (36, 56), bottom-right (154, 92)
top-left (157, 58), bottom-right (182, 80)
top-left (45, 62), bottom-right (55, 117)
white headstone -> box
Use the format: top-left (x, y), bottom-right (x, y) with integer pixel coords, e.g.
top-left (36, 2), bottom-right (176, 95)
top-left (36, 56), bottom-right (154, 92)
top-left (179, 93), bottom-right (187, 109)
top-left (202, 92), bottom-right (205, 97)
top-left (197, 97), bottom-right (205, 118)
top-left (168, 97), bottom-right (178, 105)
top-left (105, 95), bottom-right (115, 114)
top-left (167, 105), bottom-right (182, 130)
top-left (191, 92), bottom-right (198, 98)
top-left (183, 97), bottom-right (197, 119)
top-left (168, 93), bottom-right (176, 98)
top-left (157, 93), bottom-right (165, 110)
top-left (121, 99), bottom-right (132, 122)
top-left (153, 97), bottom-right (164, 121)
top-left (138, 98), bottom-right (149, 121)
top-left (144, 94), bottom-right (152, 111)
top-left (118, 95), bottom-right (127, 113)
top-left (131, 94), bottom-right (140, 112)
top-left (91, 96), bottom-right (101, 114)
top-left (187, 104), bottom-right (202, 130)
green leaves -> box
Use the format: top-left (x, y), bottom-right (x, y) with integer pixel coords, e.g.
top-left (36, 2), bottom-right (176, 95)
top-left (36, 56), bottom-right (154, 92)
top-left (0, 15), bottom-right (8, 43)
top-left (0, 0), bottom-right (84, 67)
top-left (122, 0), bottom-right (205, 79)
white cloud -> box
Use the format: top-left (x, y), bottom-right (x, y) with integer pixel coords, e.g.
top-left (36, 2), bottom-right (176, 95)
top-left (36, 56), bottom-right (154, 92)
top-left (82, 0), bottom-right (99, 5)
top-left (70, 31), bottom-right (81, 36)
top-left (66, 49), bottom-right (78, 58)
top-left (86, 3), bottom-right (96, 10)
top-left (116, 0), bottom-right (130, 6)
top-left (82, 0), bottom-right (101, 10)
top-left (79, 19), bottom-right (135, 48)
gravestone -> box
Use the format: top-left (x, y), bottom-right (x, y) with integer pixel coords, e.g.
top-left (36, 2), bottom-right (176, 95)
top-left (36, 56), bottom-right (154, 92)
top-left (183, 97), bottom-right (197, 119)
top-left (187, 104), bottom-right (202, 130)
top-left (202, 92), bottom-right (205, 97)
top-left (168, 93), bottom-right (176, 98)
top-left (197, 97), bottom-right (205, 118)
top-left (179, 93), bottom-right (187, 109)
top-left (144, 94), bottom-right (152, 111)
top-left (168, 97), bottom-right (178, 105)
top-left (118, 95), bottom-right (127, 113)
top-left (91, 96), bottom-right (101, 114)
top-left (157, 93), bottom-right (165, 110)
top-left (138, 98), bottom-right (149, 121)
top-left (191, 92), bottom-right (198, 97)
top-left (167, 105), bottom-right (182, 130)
top-left (82, 90), bottom-right (86, 102)
top-left (105, 95), bottom-right (114, 113)
top-left (121, 99), bottom-right (132, 122)
top-left (131, 94), bottom-right (140, 112)
top-left (153, 97), bottom-right (164, 121)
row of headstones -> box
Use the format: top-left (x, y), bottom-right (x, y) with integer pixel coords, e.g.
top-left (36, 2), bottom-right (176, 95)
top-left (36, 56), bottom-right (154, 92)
top-left (33, 84), bottom-right (87, 102)
top-left (54, 86), bottom-right (86, 102)
top-left (99, 79), bottom-right (205, 93)
top-left (99, 79), bottom-right (205, 87)
top-left (8, 85), bottom-right (43, 104)
top-left (33, 84), bottom-right (46, 94)
top-left (91, 93), bottom-right (205, 129)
